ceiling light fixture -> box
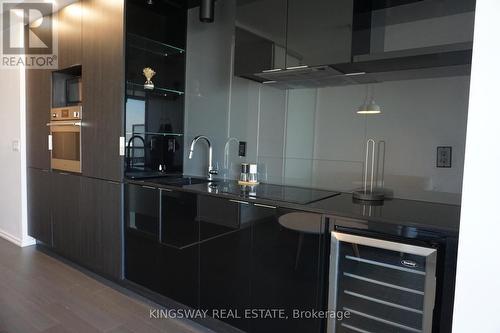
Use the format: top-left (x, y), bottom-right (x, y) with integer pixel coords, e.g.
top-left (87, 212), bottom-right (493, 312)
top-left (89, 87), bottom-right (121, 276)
top-left (357, 84), bottom-right (382, 115)
top-left (200, 0), bottom-right (215, 23)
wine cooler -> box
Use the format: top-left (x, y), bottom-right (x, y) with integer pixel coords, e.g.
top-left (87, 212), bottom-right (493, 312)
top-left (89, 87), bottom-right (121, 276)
top-left (328, 232), bottom-right (437, 333)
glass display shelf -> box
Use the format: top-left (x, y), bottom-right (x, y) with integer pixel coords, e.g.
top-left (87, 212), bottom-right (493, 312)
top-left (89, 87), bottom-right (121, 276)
top-left (126, 81), bottom-right (184, 97)
top-left (127, 33), bottom-right (185, 57)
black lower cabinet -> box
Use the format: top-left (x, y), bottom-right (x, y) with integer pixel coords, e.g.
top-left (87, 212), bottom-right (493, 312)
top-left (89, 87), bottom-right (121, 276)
top-left (125, 228), bottom-right (159, 291)
top-left (125, 184), bottom-right (160, 291)
top-left (199, 196), bottom-right (254, 332)
top-left (124, 187), bottom-right (326, 333)
top-left (250, 208), bottom-right (325, 333)
top-left (158, 189), bottom-right (199, 308)
top-left (27, 168), bottom-right (52, 245)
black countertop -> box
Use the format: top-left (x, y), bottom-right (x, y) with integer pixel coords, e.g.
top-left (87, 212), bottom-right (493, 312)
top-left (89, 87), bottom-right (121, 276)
top-left (126, 177), bottom-right (461, 238)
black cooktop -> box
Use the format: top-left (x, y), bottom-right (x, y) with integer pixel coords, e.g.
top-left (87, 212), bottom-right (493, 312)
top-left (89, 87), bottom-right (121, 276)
top-left (216, 182), bottom-right (340, 205)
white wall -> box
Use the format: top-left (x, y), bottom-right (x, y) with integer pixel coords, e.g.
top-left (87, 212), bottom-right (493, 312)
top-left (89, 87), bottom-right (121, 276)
top-left (0, 67), bottom-right (33, 247)
top-left (453, 0), bottom-right (500, 331)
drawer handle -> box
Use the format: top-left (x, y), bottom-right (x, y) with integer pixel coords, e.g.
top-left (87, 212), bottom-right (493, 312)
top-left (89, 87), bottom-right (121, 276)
top-left (254, 203), bottom-right (276, 209)
top-left (230, 199), bottom-right (249, 205)
top-left (160, 188), bottom-right (173, 192)
top-left (141, 185), bottom-right (157, 190)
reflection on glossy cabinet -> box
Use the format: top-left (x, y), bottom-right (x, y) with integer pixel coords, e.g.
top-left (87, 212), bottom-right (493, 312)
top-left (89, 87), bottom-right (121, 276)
top-left (159, 189), bottom-right (199, 308)
top-left (251, 208), bottom-right (325, 333)
top-left (27, 168), bottom-right (52, 245)
top-left (125, 184), bottom-right (160, 292)
top-left (199, 196), bottom-right (254, 331)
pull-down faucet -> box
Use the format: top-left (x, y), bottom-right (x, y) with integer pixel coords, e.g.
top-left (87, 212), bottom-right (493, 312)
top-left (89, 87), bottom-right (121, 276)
top-left (188, 135), bottom-right (218, 180)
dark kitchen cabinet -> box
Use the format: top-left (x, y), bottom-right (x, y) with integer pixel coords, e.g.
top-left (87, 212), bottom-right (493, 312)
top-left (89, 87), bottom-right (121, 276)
top-left (251, 208), bottom-right (325, 333)
top-left (52, 172), bottom-right (81, 260)
top-left (199, 196), bottom-right (257, 331)
top-left (81, 0), bottom-right (125, 182)
top-left (25, 70), bottom-right (51, 170)
top-left (158, 189), bottom-right (199, 308)
top-left (27, 168), bottom-right (52, 245)
top-left (125, 184), bottom-right (200, 306)
top-left (79, 177), bottom-right (123, 279)
top-left (125, 184), bottom-right (160, 290)
top-left (234, 0), bottom-right (352, 77)
top-left (286, 0), bottom-right (353, 67)
top-left (234, 0), bottom-right (288, 79)
top-left (57, 1), bottom-right (82, 69)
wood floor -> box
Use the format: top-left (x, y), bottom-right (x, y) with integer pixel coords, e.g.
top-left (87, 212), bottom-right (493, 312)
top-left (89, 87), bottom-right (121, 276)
top-left (0, 238), bottom-right (212, 333)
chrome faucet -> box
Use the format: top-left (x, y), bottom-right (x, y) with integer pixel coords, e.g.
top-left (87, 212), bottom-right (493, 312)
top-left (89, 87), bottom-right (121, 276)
top-left (188, 135), bottom-right (218, 180)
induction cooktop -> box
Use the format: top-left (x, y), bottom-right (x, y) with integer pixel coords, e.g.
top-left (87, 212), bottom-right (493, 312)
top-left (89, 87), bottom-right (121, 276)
top-left (217, 182), bottom-right (340, 205)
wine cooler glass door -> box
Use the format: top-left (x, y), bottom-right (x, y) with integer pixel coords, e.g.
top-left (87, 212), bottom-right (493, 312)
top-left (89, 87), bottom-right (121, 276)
top-left (328, 232), bottom-right (437, 333)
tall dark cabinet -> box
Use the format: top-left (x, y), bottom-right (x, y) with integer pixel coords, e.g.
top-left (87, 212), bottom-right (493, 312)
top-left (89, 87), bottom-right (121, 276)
top-left (26, 70), bottom-right (51, 170)
top-left (26, 0), bottom-right (125, 281)
top-left (81, 0), bottom-right (125, 182)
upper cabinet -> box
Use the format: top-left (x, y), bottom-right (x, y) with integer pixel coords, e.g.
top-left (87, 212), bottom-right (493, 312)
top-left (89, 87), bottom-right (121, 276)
top-left (234, 0), bottom-right (288, 78)
top-left (57, 1), bottom-right (82, 69)
top-left (234, 0), bottom-right (476, 86)
top-left (286, 0), bottom-right (353, 67)
top-left (81, 0), bottom-right (125, 181)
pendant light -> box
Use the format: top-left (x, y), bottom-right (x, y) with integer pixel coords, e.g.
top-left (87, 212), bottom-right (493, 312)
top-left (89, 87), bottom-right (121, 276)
top-left (200, 0), bottom-right (215, 23)
top-left (357, 84), bottom-right (382, 115)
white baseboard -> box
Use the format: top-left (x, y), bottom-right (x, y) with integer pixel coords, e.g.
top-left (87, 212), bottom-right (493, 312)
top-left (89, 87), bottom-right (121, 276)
top-left (0, 229), bottom-right (36, 247)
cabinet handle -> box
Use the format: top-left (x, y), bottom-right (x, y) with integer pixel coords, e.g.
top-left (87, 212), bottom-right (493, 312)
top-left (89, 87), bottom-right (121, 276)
top-left (48, 135), bottom-right (52, 151)
top-left (141, 185), bottom-right (157, 190)
top-left (254, 203), bottom-right (276, 209)
top-left (230, 199), bottom-right (249, 205)
top-left (160, 188), bottom-right (173, 192)
top-left (119, 136), bottom-right (125, 156)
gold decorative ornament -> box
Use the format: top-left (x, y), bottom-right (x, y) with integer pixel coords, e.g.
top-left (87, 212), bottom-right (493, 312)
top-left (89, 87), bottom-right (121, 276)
top-left (143, 67), bottom-right (156, 90)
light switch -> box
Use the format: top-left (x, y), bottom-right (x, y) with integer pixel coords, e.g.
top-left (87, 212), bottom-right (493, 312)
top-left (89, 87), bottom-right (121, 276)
top-left (12, 140), bottom-right (20, 152)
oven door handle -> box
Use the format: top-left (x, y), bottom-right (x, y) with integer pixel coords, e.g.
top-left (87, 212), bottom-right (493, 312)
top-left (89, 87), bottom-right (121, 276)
top-left (46, 121), bottom-right (82, 127)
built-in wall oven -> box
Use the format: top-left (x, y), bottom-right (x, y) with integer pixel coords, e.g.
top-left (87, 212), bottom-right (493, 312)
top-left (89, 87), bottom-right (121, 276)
top-left (48, 106), bottom-right (82, 173)
top-left (328, 228), bottom-right (438, 333)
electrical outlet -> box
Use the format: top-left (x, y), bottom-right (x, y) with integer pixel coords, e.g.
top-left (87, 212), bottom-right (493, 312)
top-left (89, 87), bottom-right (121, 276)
top-left (437, 146), bottom-right (452, 168)
top-left (238, 141), bottom-right (247, 157)
top-left (12, 140), bottom-right (20, 152)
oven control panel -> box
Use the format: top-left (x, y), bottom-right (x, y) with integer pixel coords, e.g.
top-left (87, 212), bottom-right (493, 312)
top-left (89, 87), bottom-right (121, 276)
top-left (51, 106), bottom-right (82, 120)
